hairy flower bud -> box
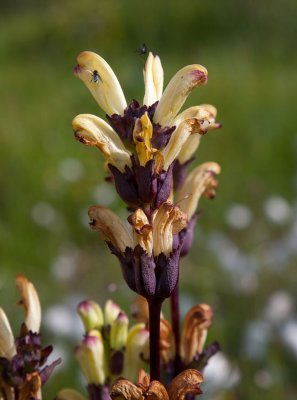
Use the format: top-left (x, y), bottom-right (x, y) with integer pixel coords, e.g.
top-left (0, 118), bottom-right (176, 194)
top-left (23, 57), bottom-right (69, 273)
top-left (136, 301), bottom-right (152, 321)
top-left (110, 311), bottom-right (129, 351)
top-left (77, 300), bottom-right (104, 333)
top-left (123, 323), bottom-right (149, 381)
top-left (75, 333), bottom-right (106, 385)
top-left (104, 300), bottom-right (121, 327)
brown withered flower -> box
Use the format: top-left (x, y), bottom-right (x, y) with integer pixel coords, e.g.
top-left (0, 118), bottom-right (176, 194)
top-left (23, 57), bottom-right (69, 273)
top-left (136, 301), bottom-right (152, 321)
top-left (111, 368), bottom-right (203, 400)
top-left (0, 275), bottom-right (61, 400)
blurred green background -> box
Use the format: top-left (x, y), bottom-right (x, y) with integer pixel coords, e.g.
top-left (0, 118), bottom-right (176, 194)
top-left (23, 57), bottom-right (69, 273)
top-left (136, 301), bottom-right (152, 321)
top-left (0, 0), bottom-right (297, 399)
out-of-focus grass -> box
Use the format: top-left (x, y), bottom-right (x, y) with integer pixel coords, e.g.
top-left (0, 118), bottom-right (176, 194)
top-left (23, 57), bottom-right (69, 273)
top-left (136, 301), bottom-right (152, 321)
top-left (0, 0), bottom-right (297, 399)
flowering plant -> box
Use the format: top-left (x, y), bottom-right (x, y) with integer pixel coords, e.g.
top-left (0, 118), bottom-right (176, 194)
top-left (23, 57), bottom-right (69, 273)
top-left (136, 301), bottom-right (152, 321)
top-left (0, 50), bottom-right (222, 400)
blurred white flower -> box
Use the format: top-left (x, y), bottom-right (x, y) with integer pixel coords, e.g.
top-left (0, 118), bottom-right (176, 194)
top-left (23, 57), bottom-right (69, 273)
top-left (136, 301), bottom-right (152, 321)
top-left (280, 320), bottom-right (297, 357)
top-left (225, 203), bottom-right (252, 230)
top-left (31, 202), bottom-right (57, 228)
top-left (203, 352), bottom-right (240, 394)
top-left (264, 291), bottom-right (293, 325)
top-left (59, 158), bottom-right (85, 182)
top-left (263, 196), bottom-right (291, 225)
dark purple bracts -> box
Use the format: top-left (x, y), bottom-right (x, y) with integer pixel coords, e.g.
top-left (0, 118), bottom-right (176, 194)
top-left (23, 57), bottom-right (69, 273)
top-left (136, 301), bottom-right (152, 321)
top-left (109, 159), bottom-right (174, 211)
top-left (107, 243), bottom-right (182, 301)
top-left (173, 157), bottom-right (195, 192)
top-left (0, 324), bottom-right (61, 391)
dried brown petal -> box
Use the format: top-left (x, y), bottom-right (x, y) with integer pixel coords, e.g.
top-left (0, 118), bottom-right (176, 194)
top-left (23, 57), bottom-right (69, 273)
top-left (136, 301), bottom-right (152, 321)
top-left (16, 274), bottom-right (41, 333)
top-left (147, 381), bottom-right (169, 400)
top-left (111, 379), bottom-right (144, 400)
top-left (153, 202), bottom-right (188, 256)
top-left (167, 369), bottom-right (203, 400)
top-left (128, 210), bottom-right (153, 255)
top-left (19, 372), bottom-right (42, 400)
top-left (177, 162), bottom-right (221, 219)
top-left (181, 304), bottom-right (213, 365)
top-left (137, 368), bottom-right (150, 389)
top-left (88, 205), bottom-right (133, 253)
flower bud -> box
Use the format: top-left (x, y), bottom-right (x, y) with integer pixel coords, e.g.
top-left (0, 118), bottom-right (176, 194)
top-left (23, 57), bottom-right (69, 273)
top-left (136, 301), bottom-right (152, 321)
top-left (104, 300), bottom-right (121, 327)
top-left (77, 300), bottom-right (104, 333)
top-left (123, 323), bottom-right (149, 381)
top-left (75, 333), bottom-right (105, 385)
top-left (110, 311), bottom-right (129, 350)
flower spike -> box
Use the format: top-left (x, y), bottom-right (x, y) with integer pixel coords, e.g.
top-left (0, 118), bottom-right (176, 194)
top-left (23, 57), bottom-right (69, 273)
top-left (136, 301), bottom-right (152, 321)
top-left (74, 51), bottom-right (127, 116)
top-left (154, 65), bottom-right (208, 126)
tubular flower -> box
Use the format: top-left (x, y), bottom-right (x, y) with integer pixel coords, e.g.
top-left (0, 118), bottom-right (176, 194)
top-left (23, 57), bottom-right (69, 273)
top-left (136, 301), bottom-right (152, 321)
top-left (0, 275), bottom-right (61, 400)
top-left (73, 51), bottom-right (220, 210)
top-left (111, 368), bottom-right (203, 400)
top-left (88, 202), bottom-right (187, 300)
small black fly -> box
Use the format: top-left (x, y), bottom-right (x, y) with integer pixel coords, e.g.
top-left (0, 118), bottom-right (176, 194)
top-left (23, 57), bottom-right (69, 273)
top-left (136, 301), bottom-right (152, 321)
top-left (91, 70), bottom-right (103, 84)
top-left (136, 43), bottom-right (148, 56)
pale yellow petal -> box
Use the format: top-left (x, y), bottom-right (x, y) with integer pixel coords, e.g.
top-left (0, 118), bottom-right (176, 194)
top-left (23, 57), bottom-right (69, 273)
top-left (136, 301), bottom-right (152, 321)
top-left (143, 52), bottom-right (164, 106)
top-left (0, 308), bottom-right (16, 359)
top-left (153, 65), bottom-right (208, 126)
top-left (161, 119), bottom-right (202, 171)
top-left (72, 114), bottom-right (132, 172)
top-left (74, 51), bottom-right (127, 115)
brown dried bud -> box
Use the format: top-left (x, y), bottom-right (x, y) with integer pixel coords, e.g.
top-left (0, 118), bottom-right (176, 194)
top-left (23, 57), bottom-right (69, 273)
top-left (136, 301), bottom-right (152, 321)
top-left (167, 369), bottom-right (203, 400)
top-left (111, 379), bottom-right (144, 400)
top-left (147, 381), bottom-right (169, 400)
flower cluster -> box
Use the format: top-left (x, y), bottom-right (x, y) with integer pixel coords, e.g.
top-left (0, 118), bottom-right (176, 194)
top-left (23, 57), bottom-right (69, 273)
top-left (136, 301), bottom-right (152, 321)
top-left (73, 51), bottom-right (221, 303)
top-left (0, 275), bottom-right (60, 400)
top-left (57, 299), bottom-right (149, 400)
top-left (57, 49), bottom-right (222, 399)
